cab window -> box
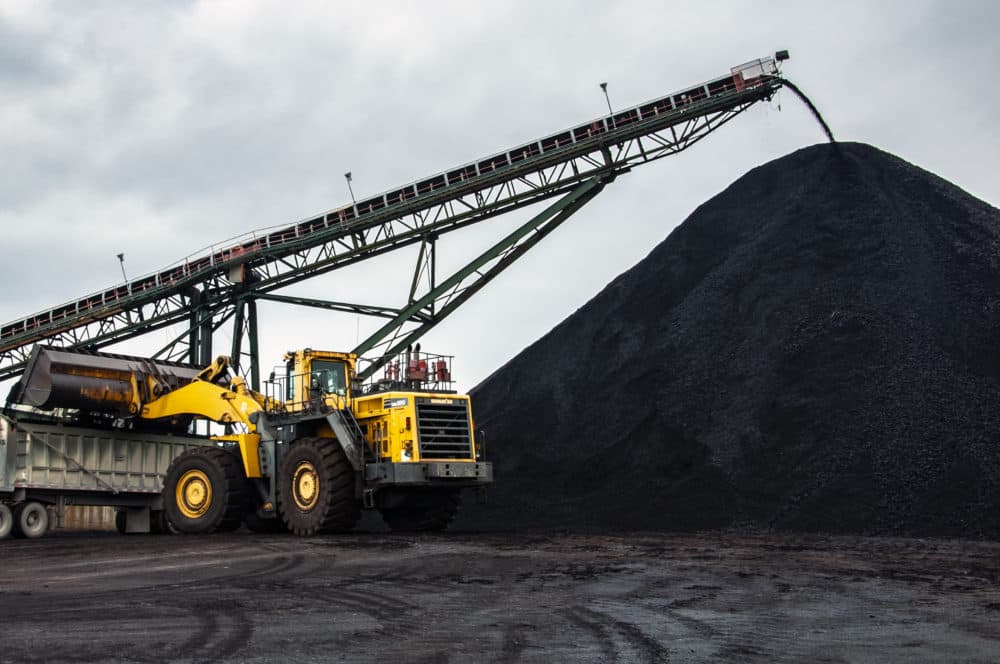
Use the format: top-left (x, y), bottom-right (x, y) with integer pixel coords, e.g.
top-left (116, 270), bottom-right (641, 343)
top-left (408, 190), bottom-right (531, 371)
top-left (311, 360), bottom-right (348, 396)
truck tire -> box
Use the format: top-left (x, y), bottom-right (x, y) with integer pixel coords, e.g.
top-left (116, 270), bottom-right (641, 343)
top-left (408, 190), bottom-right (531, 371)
top-left (0, 504), bottom-right (12, 540)
top-left (13, 502), bottom-right (49, 539)
top-left (380, 490), bottom-right (461, 532)
top-left (115, 509), bottom-right (128, 535)
top-left (163, 446), bottom-right (247, 534)
top-left (277, 437), bottom-right (359, 536)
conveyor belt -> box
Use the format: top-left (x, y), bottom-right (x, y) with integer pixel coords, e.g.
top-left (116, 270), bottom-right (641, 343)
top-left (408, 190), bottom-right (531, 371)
top-left (0, 55), bottom-right (786, 381)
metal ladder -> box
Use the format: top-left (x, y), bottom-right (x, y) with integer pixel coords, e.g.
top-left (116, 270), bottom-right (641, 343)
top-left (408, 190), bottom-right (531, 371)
top-left (325, 408), bottom-right (375, 471)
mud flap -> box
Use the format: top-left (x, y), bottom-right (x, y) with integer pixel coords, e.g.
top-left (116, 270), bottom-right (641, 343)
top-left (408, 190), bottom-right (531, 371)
top-left (125, 506), bottom-right (151, 534)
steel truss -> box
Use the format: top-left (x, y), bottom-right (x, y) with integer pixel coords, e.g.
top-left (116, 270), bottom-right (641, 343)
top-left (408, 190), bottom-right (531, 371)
top-left (0, 57), bottom-right (785, 385)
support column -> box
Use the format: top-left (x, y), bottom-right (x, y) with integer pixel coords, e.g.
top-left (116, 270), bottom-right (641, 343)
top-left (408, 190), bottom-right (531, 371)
top-left (247, 296), bottom-right (260, 391)
top-left (188, 288), bottom-right (202, 365)
top-left (198, 306), bottom-right (213, 367)
top-left (231, 297), bottom-right (246, 375)
top-left (229, 295), bottom-right (261, 390)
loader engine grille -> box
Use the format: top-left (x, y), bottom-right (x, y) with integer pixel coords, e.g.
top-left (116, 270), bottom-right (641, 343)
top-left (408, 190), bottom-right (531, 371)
top-left (415, 398), bottom-right (473, 459)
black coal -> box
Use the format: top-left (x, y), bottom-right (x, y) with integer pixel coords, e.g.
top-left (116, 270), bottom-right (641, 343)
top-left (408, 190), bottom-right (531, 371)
top-left (460, 142), bottom-right (1000, 539)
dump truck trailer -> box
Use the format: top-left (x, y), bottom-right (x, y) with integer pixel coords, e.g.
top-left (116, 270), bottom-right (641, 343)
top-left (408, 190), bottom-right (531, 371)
top-left (0, 413), bottom-right (211, 539)
top-left (1, 344), bottom-right (492, 539)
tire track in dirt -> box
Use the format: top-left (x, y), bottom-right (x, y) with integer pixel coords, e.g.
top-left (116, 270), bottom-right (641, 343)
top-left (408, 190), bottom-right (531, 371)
top-left (12, 543), bottom-right (296, 590)
top-left (236, 553), bottom-right (309, 581)
top-left (565, 605), bottom-right (672, 662)
top-left (173, 602), bottom-right (254, 663)
top-left (559, 606), bottom-right (618, 662)
top-left (244, 578), bottom-right (419, 631)
top-left (90, 555), bottom-right (301, 596)
top-left (607, 614), bottom-right (671, 663)
top-left (496, 622), bottom-right (527, 663)
top-left (176, 608), bottom-right (219, 659)
top-left (300, 585), bottom-right (414, 619)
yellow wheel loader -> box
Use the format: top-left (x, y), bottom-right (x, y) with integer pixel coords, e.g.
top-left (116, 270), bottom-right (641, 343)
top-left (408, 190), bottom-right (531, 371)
top-left (5, 345), bottom-right (492, 536)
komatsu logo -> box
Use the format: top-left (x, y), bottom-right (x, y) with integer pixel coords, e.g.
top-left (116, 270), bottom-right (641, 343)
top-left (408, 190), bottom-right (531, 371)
top-left (384, 397), bottom-right (408, 409)
top-left (430, 399), bottom-right (454, 405)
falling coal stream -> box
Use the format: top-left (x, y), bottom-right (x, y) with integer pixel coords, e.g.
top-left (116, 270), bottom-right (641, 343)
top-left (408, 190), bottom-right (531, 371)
top-left (771, 76), bottom-right (836, 143)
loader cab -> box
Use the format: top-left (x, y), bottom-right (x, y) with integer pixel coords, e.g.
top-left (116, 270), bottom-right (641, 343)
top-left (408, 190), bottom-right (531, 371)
top-left (281, 349), bottom-right (357, 412)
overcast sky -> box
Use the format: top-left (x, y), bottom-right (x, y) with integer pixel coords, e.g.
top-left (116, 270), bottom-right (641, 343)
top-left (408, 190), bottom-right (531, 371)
top-left (2, 1), bottom-right (998, 393)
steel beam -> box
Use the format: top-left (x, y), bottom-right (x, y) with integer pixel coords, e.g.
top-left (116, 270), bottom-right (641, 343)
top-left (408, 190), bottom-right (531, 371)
top-left (251, 292), bottom-right (425, 322)
top-left (353, 177), bottom-right (605, 379)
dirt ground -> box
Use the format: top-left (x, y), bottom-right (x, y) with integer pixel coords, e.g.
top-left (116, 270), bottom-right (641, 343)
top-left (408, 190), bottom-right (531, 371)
top-left (1, 530), bottom-right (998, 663)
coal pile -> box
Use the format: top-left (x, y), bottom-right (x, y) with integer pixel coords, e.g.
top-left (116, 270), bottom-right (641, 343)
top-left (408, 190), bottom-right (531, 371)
top-left (460, 142), bottom-right (1000, 539)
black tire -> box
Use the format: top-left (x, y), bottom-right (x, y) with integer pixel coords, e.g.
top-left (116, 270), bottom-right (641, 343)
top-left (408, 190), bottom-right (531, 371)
top-left (149, 510), bottom-right (177, 535)
top-left (244, 512), bottom-right (288, 534)
top-left (380, 490), bottom-right (461, 532)
top-left (13, 502), bottom-right (49, 539)
top-left (0, 503), bottom-right (12, 540)
top-left (163, 446), bottom-right (248, 534)
top-left (148, 510), bottom-right (161, 534)
top-left (115, 509), bottom-right (128, 535)
top-left (277, 437), bottom-right (359, 536)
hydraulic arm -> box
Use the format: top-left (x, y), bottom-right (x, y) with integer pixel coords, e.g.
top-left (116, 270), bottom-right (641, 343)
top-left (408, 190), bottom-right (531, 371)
top-left (7, 345), bottom-right (265, 429)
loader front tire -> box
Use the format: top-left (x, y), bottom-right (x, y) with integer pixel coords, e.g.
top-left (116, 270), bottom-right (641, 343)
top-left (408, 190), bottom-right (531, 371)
top-left (164, 447), bottom-right (247, 534)
top-left (380, 490), bottom-right (461, 532)
top-left (277, 437), bottom-right (359, 536)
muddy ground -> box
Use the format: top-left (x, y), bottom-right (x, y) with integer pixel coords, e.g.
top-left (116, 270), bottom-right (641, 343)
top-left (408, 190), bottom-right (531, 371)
top-left (1, 530), bottom-right (997, 663)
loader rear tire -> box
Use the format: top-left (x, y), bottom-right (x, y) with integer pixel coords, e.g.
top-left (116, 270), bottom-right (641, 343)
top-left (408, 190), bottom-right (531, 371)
top-left (380, 490), bottom-right (461, 532)
top-left (0, 504), bottom-right (12, 540)
top-left (13, 502), bottom-right (49, 539)
top-left (277, 437), bottom-right (359, 536)
top-left (163, 447), bottom-right (248, 534)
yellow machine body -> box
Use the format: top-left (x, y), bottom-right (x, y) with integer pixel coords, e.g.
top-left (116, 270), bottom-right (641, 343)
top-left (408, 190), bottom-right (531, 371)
top-left (282, 349), bottom-right (480, 465)
top-left (351, 391), bottom-right (475, 463)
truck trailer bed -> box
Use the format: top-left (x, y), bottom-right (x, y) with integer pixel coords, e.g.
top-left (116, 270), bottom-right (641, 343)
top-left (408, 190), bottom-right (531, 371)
top-left (1, 414), bottom-right (212, 537)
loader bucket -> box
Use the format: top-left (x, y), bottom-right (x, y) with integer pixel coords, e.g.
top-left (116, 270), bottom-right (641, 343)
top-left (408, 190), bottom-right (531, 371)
top-left (6, 345), bottom-right (202, 415)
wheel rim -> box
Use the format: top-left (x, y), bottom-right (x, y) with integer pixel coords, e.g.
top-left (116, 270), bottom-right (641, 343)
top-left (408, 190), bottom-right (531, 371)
top-left (176, 469), bottom-right (212, 519)
top-left (292, 461), bottom-right (319, 511)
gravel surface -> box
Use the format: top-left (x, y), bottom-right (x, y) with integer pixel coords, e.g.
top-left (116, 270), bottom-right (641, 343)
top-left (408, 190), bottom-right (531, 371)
top-left (0, 530), bottom-right (997, 663)
top-left (463, 143), bottom-right (1000, 538)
